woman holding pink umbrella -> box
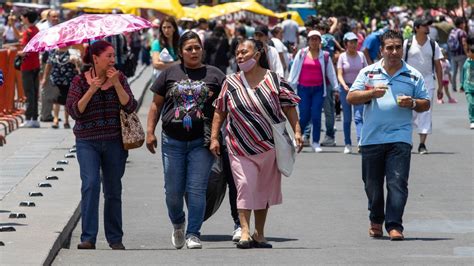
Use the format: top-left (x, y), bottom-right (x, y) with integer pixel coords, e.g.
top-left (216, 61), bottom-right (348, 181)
top-left (66, 40), bottom-right (138, 250)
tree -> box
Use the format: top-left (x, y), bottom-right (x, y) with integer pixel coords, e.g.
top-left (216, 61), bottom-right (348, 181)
top-left (316, 0), bottom-right (468, 20)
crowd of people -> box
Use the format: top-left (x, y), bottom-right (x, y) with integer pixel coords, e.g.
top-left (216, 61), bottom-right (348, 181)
top-left (0, 4), bottom-right (473, 251)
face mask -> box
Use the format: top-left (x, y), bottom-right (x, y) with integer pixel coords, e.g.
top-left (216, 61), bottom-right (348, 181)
top-left (238, 58), bottom-right (257, 72)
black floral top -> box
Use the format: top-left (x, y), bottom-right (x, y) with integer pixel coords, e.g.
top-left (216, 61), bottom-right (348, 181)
top-left (48, 50), bottom-right (78, 87)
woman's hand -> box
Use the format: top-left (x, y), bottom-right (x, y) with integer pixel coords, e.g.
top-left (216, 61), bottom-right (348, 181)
top-left (294, 132), bottom-right (303, 153)
top-left (89, 77), bottom-right (102, 93)
top-left (209, 138), bottom-right (221, 157)
top-left (146, 133), bottom-right (158, 154)
top-left (106, 67), bottom-right (120, 86)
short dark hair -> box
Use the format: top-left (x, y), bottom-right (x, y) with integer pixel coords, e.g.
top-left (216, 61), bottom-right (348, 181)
top-left (381, 30), bottom-right (404, 47)
top-left (454, 17), bottom-right (465, 27)
top-left (21, 11), bottom-right (38, 24)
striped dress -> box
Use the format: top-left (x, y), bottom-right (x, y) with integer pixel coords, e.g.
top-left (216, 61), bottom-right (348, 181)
top-left (213, 71), bottom-right (300, 156)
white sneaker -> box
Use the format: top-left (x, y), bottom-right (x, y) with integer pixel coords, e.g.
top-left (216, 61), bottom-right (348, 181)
top-left (232, 227), bottom-right (242, 242)
top-left (30, 120), bottom-right (40, 128)
top-left (312, 143), bottom-right (322, 153)
top-left (470, 123), bottom-right (474, 129)
top-left (20, 120), bottom-right (32, 128)
top-left (344, 145), bottom-right (352, 154)
top-left (186, 235), bottom-right (202, 249)
top-left (171, 223), bottom-right (185, 249)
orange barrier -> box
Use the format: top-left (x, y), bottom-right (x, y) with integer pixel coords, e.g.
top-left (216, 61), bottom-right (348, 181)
top-left (0, 47), bottom-right (26, 134)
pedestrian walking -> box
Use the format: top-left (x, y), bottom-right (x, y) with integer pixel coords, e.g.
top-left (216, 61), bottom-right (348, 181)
top-left (288, 30), bottom-right (338, 152)
top-left (253, 25), bottom-right (284, 77)
top-left (438, 49), bottom-right (457, 103)
top-left (13, 11), bottom-right (41, 128)
top-left (146, 31), bottom-right (226, 249)
top-left (281, 14), bottom-right (299, 53)
top-left (204, 25), bottom-right (230, 74)
top-left (37, 9), bottom-right (60, 122)
top-left (151, 16), bottom-right (180, 79)
top-left (336, 32), bottom-right (368, 154)
top-left (461, 35), bottom-right (474, 129)
top-left (403, 17), bottom-right (444, 154)
top-left (347, 30), bottom-right (430, 241)
top-left (449, 17), bottom-right (468, 92)
top-left (210, 39), bottom-right (302, 249)
top-left (41, 47), bottom-right (81, 129)
top-left (66, 40), bottom-right (138, 250)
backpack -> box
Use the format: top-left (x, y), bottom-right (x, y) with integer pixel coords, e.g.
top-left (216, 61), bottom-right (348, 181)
top-left (404, 37), bottom-right (436, 73)
top-left (447, 29), bottom-right (461, 53)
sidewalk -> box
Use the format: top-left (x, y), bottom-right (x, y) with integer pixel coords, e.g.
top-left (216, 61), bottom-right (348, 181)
top-left (0, 65), bottom-right (153, 265)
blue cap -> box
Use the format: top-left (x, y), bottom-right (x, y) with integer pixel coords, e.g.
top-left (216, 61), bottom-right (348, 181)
top-left (343, 32), bottom-right (358, 41)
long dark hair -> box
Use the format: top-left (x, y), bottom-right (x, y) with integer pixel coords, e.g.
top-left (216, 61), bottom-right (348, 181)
top-left (239, 39), bottom-right (270, 70)
top-left (159, 16), bottom-right (179, 51)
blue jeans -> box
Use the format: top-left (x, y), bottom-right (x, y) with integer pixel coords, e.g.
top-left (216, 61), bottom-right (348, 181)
top-left (361, 142), bottom-right (411, 232)
top-left (339, 86), bottom-right (364, 145)
top-left (297, 84), bottom-right (325, 144)
top-left (451, 55), bottom-right (467, 90)
top-left (76, 139), bottom-right (128, 244)
top-left (323, 85), bottom-right (335, 138)
top-left (161, 133), bottom-right (214, 237)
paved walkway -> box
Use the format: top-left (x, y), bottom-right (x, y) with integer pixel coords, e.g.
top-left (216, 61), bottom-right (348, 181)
top-left (1, 68), bottom-right (473, 264)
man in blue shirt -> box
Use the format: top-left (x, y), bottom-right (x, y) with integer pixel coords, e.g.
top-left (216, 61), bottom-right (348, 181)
top-left (347, 30), bottom-right (430, 241)
top-left (361, 28), bottom-right (385, 65)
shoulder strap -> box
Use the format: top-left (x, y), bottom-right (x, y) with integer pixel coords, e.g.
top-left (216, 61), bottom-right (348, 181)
top-left (430, 39), bottom-right (436, 73)
top-left (404, 38), bottom-right (412, 62)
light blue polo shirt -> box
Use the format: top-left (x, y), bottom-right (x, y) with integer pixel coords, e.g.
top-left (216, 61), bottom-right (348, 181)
top-left (350, 60), bottom-right (429, 146)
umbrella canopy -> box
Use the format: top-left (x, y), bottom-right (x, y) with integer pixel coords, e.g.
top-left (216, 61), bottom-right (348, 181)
top-left (23, 14), bottom-right (152, 53)
top-left (62, 0), bottom-right (185, 18)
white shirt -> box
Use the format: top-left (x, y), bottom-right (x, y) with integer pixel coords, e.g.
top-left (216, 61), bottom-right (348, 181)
top-left (428, 26), bottom-right (438, 42)
top-left (271, 37), bottom-right (289, 66)
top-left (403, 37), bottom-right (443, 89)
top-left (266, 45), bottom-right (284, 78)
top-left (282, 19), bottom-right (299, 44)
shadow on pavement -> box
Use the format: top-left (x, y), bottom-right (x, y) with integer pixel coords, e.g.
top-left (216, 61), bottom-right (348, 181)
top-left (201, 235), bottom-right (299, 243)
top-left (0, 222), bottom-right (28, 226)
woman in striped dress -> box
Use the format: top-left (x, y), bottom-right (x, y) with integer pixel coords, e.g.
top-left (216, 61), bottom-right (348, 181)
top-left (210, 39), bottom-right (302, 249)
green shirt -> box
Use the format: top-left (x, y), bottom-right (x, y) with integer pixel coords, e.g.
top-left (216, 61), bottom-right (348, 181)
top-left (150, 40), bottom-right (178, 61)
top-left (461, 58), bottom-right (474, 93)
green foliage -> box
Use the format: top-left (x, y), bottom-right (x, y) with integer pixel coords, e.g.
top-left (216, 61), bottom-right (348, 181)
top-left (316, 0), bottom-right (468, 20)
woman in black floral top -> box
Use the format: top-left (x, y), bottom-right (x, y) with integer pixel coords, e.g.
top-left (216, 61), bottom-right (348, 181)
top-left (41, 47), bottom-right (80, 128)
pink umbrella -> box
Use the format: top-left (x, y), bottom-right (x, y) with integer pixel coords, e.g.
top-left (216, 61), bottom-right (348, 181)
top-left (23, 14), bottom-right (152, 53)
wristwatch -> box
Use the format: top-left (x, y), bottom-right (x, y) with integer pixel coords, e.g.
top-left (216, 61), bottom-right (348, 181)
top-left (411, 99), bottom-right (417, 109)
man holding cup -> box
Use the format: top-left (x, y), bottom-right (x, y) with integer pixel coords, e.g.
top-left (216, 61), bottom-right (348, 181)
top-left (347, 30), bottom-right (430, 241)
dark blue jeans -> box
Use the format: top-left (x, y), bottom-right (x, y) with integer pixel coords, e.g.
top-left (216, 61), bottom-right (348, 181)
top-left (298, 84), bottom-right (325, 144)
top-left (339, 86), bottom-right (364, 145)
top-left (161, 133), bottom-right (214, 237)
top-left (76, 139), bottom-right (128, 244)
top-left (361, 142), bottom-right (411, 232)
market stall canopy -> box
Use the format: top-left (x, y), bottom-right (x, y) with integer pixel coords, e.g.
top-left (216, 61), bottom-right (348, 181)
top-left (62, 0), bottom-right (184, 18)
top-left (275, 11), bottom-right (304, 26)
top-left (182, 1), bottom-right (281, 26)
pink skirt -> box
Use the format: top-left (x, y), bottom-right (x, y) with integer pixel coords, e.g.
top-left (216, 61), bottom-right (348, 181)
top-left (229, 149), bottom-right (282, 210)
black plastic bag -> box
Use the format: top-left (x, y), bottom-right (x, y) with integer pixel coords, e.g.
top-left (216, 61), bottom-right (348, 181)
top-left (185, 150), bottom-right (227, 221)
top-left (203, 154), bottom-right (227, 221)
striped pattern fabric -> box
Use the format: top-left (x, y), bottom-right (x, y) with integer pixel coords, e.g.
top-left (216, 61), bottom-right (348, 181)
top-left (213, 71), bottom-right (300, 156)
top-left (66, 72), bottom-right (137, 141)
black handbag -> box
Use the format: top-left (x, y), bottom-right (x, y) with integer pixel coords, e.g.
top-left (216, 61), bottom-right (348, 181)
top-left (14, 55), bottom-right (24, 70)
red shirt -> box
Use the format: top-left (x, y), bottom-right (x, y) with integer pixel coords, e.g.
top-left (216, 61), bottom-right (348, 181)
top-left (20, 25), bottom-right (40, 71)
